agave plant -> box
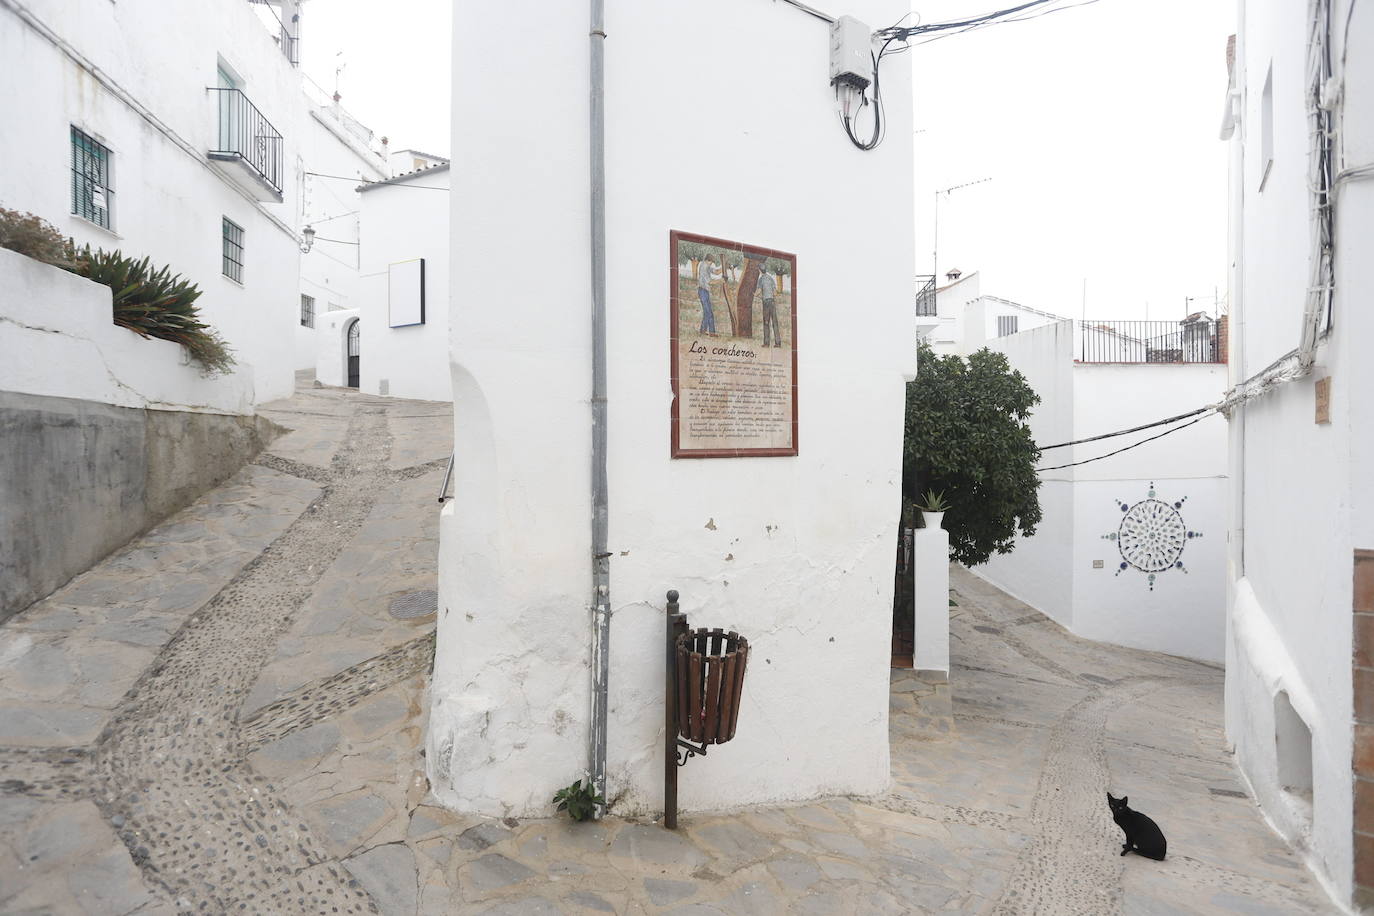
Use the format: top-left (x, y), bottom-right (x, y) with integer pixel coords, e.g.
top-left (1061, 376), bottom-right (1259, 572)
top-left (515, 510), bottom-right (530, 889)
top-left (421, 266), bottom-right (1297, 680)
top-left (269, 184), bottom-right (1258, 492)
top-left (70, 246), bottom-right (235, 376)
top-left (916, 488), bottom-right (952, 512)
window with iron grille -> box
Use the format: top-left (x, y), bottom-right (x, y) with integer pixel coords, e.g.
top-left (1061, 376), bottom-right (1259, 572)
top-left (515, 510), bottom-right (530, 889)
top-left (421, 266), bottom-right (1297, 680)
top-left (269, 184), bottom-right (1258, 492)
top-left (71, 126), bottom-right (113, 229)
top-left (222, 217), bottom-right (245, 283)
top-left (300, 294), bottom-right (315, 328)
top-left (997, 315), bottom-right (1019, 337)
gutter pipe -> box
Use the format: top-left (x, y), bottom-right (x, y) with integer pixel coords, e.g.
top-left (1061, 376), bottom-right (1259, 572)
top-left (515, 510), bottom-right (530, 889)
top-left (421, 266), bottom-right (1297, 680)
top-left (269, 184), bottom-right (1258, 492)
top-left (588, 0), bottom-right (611, 818)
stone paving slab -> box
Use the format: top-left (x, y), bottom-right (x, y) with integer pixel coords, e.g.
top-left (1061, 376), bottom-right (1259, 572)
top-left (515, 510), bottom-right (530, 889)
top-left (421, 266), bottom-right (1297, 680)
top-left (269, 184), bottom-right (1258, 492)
top-left (243, 468), bottom-right (442, 715)
top-left (0, 463), bottom-right (318, 757)
top-left (0, 376), bottom-right (1341, 914)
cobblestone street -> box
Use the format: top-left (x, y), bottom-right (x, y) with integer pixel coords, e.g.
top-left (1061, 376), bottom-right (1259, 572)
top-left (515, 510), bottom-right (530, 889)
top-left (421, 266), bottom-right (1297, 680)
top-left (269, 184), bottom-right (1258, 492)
top-left (0, 378), bottom-right (1337, 914)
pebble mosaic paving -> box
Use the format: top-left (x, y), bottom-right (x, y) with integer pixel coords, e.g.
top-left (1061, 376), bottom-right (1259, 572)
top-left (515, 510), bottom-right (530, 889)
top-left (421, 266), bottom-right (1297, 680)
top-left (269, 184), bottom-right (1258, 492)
top-left (0, 376), bottom-right (1339, 914)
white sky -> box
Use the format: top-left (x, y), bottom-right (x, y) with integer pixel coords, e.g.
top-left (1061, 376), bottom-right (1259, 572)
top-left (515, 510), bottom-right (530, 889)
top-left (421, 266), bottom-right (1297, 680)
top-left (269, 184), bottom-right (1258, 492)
top-left (298, 0), bottom-right (453, 158)
top-left (296, 0), bottom-right (1234, 322)
top-left (909, 0), bottom-right (1236, 321)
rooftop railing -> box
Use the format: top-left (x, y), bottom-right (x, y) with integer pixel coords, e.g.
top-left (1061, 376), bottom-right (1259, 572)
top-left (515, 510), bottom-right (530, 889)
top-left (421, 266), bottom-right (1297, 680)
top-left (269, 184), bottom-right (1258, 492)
top-left (208, 87), bottom-right (284, 195)
top-left (1078, 318), bottom-right (1227, 364)
top-left (915, 275), bottom-right (937, 317)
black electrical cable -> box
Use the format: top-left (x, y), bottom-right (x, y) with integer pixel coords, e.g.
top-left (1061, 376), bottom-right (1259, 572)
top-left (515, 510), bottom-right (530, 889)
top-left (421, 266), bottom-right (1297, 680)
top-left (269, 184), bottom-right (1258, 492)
top-left (1037, 415), bottom-right (1210, 471)
top-left (1037, 405), bottom-right (1216, 450)
top-left (877, 0), bottom-right (1057, 38)
top-left (306, 171), bottom-right (448, 190)
top-left (844, 0), bottom-right (1096, 151)
top-left (904, 0), bottom-right (1106, 47)
top-left (840, 37), bottom-right (898, 151)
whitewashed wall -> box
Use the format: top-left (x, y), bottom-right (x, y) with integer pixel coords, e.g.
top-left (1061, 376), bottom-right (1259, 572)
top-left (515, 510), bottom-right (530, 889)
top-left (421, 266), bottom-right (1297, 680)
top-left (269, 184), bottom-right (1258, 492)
top-left (1072, 363), bottom-right (1228, 661)
top-left (356, 168), bottom-right (451, 402)
top-left (973, 323), bottom-right (1228, 662)
top-left (0, 0), bottom-right (304, 402)
top-left (431, 0), bottom-right (916, 817)
top-left (969, 321), bottom-right (1077, 627)
top-left (962, 297), bottom-right (1063, 353)
top-left (0, 249), bottom-right (253, 414)
top-left (295, 101), bottom-right (388, 369)
top-left (923, 272), bottom-right (980, 353)
top-left (315, 308), bottom-right (358, 389)
top-left (1223, 0), bottom-right (1370, 903)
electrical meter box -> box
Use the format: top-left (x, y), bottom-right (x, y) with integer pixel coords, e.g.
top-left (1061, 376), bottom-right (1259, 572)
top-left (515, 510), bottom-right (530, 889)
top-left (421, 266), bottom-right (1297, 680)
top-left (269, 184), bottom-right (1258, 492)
top-left (829, 15), bottom-right (872, 90)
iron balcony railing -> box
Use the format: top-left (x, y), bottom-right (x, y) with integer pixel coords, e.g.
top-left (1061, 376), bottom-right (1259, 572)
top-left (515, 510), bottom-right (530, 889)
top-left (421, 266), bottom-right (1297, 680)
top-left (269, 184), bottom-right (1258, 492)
top-left (1078, 318), bottom-right (1227, 364)
top-left (915, 275), bottom-right (937, 317)
top-left (208, 87), bottom-right (284, 194)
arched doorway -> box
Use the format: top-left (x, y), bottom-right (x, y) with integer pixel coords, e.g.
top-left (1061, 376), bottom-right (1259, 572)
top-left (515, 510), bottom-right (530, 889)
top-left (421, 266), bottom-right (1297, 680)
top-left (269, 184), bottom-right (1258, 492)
top-left (346, 319), bottom-right (360, 388)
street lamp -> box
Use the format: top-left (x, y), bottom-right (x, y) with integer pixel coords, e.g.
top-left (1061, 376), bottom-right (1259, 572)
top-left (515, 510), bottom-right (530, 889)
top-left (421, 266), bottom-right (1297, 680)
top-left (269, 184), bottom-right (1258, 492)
top-left (300, 225), bottom-right (315, 254)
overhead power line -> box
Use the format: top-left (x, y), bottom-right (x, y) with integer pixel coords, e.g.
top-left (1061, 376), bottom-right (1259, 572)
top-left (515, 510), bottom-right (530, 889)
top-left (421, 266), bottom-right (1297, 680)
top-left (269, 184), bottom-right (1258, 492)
top-left (838, 0), bottom-right (1107, 151)
top-left (1037, 405), bottom-right (1216, 450)
top-left (1037, 415), bottom-right (1211, 471)
top-left (306, 171), bottom-right (449, 191)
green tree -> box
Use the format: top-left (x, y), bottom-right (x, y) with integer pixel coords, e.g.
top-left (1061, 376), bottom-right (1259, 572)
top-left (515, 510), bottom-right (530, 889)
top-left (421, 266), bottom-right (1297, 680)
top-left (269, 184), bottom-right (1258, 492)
top-left (764, 257), bottom-right (791, 277)
top-left (903, 343), bottom-right (1042, 566)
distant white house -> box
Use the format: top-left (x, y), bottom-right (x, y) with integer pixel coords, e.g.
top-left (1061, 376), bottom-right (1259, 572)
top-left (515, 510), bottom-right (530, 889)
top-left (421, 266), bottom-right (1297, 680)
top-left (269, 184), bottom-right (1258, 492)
top-left (914, 265), bottom-right (1230, 661)
top-left (0, 0), bottom-right (317, 403)
top-left (388, 148), bottom-right (450, 175)
top-left (294, 81), bottom-right (389, 370)
top-left (970, 317), bottom-right (1230, 663)
top-left (1220, 2), bottom-right (1374, 908)
top-left (916, 269), bottom-right (1064, 355)
top-left (316, 163), bottom-right (450, 401)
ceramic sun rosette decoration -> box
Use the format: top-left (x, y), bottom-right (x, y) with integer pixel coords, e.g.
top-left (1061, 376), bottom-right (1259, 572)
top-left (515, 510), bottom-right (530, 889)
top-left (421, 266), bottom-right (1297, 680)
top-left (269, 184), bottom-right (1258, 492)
top-left (1101, 483), bottom-right (1203, 591)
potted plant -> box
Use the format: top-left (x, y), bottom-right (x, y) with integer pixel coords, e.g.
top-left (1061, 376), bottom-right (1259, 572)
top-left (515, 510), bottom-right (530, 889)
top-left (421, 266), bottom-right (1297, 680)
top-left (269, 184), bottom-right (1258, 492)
top-left (916, 488), bottom-right (951, 530)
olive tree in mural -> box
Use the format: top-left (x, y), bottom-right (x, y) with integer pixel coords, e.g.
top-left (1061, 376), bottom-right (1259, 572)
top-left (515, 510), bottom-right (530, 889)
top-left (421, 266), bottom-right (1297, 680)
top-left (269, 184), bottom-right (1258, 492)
top-left (902, 343), bottom-right (1042, 566)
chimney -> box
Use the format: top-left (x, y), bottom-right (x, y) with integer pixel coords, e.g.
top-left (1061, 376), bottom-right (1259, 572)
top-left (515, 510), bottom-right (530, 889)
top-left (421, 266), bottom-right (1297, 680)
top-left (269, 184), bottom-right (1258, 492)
top-left (945, 268), bottom-right (962, 282)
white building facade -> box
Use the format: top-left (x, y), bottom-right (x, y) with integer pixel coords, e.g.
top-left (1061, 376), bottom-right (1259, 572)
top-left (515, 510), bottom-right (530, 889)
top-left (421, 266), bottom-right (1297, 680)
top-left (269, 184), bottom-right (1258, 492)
top-left (1222, 0), bottom-right (1374, 907)
top-left (971, 319), bottom-right (1230, 663)
top-left (917, 270), bottom-right (1065, 355)
top-left (294, 83), bottom-right (389, 369)
top-left (342, 164), bottom-right (451, 402)
top-left (0, 0), bottom-right (314, 403)
top-left (429, 0), bottom-right (917, 818)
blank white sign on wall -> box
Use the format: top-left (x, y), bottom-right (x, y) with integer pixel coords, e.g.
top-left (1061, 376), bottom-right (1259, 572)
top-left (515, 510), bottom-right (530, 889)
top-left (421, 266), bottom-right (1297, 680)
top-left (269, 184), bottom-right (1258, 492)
top-left (388, 258), bottom-right (426, 327)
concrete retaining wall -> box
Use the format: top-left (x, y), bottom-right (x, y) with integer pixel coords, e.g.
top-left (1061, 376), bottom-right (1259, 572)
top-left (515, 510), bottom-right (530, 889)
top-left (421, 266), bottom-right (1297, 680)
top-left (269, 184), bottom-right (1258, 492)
top-left (0, 390), bottom-right (281, 621)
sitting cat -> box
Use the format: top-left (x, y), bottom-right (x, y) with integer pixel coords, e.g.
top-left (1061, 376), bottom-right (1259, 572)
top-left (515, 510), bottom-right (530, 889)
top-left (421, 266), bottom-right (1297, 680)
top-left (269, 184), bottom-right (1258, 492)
top-left (1107, 792), bottom-right (1167, 860)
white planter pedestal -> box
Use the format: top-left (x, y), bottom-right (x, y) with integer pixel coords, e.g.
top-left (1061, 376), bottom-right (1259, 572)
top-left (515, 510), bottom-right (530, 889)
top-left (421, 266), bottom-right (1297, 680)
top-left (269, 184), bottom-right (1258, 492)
top-left (912, 526), bottom-right (951, 675)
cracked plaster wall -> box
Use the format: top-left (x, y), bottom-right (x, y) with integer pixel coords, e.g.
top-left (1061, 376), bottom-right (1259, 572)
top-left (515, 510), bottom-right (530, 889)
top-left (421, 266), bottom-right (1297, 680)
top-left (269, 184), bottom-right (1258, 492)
top-left (429, 0), bottom-right (916, 818)
top-left (0, 249), bottom-right (255, 414)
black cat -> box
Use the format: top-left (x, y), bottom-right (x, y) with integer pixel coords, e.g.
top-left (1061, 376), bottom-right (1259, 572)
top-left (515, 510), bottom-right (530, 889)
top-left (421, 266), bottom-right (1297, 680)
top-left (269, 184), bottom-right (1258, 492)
top-left (1107, 793), bottom-right (1167, 860)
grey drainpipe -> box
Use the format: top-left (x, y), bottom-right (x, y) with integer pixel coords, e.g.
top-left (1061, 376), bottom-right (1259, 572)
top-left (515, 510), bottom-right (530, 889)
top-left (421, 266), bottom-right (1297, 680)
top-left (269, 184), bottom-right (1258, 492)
top-left (588, 0), bottom-right (611, 817)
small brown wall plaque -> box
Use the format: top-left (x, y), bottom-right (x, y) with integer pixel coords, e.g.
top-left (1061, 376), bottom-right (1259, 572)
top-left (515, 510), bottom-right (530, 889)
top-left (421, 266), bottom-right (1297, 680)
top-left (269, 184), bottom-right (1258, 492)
top-left (1316, 376), bottom-right (1331, 424)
